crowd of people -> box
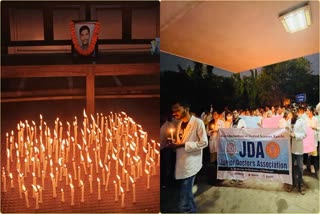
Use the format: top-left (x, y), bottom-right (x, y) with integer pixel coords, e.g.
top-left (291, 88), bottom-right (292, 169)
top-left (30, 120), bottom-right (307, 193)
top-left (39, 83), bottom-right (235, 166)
top-left (160, 101), bottom-right (320, 212)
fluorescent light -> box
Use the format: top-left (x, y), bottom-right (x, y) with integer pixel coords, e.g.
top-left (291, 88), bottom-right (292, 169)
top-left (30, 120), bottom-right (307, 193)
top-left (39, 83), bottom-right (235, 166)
top-left (279, 4), bottom-right (312, 33)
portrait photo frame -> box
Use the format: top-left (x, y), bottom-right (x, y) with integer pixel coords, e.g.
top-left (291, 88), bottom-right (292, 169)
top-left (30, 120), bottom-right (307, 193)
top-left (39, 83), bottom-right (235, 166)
top-left (70, 20), bottom-right (100, 61)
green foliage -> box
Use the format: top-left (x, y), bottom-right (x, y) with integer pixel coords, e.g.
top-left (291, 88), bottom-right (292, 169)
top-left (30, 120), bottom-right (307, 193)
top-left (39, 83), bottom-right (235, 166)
top-left (161, 57), bottom-right (318, 115)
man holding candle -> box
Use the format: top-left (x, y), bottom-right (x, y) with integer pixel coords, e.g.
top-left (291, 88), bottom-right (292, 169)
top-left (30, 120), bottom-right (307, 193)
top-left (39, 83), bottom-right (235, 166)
top-left (166, 100), bottom-right (208, 213)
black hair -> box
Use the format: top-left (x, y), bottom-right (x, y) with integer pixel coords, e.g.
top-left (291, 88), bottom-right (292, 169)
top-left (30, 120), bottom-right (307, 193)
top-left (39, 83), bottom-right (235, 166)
top-left (79, 25), bottom-right (90, 34)
top-left (171, 97), bottom-right (191, 109)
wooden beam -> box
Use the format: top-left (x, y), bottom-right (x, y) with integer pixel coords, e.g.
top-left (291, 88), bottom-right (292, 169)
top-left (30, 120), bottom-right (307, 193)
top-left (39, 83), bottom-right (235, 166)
top-left (86, 67), bottom-right (95, 115)
top-left (1, 94), bottom-right (159, 103)
top-left (1, 85), bottom-right (159, 98)
top-left (0, 96), bottom-right (85, 103)
top-left (96, 94), bottom-right (159, 99)
top-left (1, 63), bottom-right (159, 78)
top-left (94, 63), bottom-right (159, 76)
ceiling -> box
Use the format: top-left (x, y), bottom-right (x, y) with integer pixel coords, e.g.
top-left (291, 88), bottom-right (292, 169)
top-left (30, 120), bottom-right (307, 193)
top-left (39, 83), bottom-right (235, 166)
top-left (160, 0), bottom-right (319, 73)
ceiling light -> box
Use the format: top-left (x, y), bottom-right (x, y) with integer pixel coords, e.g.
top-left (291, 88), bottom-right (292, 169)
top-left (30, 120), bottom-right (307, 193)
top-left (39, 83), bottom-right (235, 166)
top-left (279, 4), bottom-right (312, 33)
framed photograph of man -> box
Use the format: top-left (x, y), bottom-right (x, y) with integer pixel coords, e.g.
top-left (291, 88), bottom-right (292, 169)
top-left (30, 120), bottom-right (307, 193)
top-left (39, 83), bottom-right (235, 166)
top-left (70, 20), bottom-right (100, 61)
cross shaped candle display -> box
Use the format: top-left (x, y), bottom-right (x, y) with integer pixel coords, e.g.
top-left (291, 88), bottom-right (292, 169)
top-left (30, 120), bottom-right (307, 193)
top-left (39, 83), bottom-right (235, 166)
top-left (1, 110), bottom-right (159, 210)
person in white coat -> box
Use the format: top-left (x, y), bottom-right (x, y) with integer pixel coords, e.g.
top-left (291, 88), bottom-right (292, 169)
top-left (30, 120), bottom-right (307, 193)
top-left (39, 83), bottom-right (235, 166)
top-left (168, 100), bottom-right (208, 213)
top-left (288, 106), bottom-right (307, 195)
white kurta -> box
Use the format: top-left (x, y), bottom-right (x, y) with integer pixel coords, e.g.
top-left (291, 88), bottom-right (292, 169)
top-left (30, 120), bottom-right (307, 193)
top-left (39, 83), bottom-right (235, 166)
top-left (175, 115), bottom-right (208, 179)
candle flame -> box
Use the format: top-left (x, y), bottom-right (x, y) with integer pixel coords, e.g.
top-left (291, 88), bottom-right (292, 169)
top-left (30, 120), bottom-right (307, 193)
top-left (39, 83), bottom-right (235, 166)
top-left (69, 174), bottom-right (72, 179)
top-left (129, 176), bottom-right (134, 183)
top-left (22, 184), bottom-right (26, 192)
top-left (99, 160), bottom-right (103, 168)
top-left (50, 159), bottom-right (53, 167)
top-left (32, 184), bottom-right (38, 192)
top-left (105, 164), bottom-right (109, 172)
top-left (67, 122), bottom-right (70, 126)
top-left (132, 156), bottom-right (139, 162)
top-left (120, 186), bottom-right (124, 193)
top-left (116, 175), bottom-right (120, 180)
top-left (40, 114), bottom-right (43, 120)
top-left (80, 180), bottom-right (83, 186)
top-left (130, 144), bottom-right (135, 151)
top-left (83, 109), bottom-right (87, 118)
top-left (61, 188), bottom-right (64, 192)
top-left (143, 147), bottom-right (148, 153)
top-left (145, 169), bottom-right (149, 174)
top-left (112, 153), bottom-right (117, 160)
top-left (97, 178), bottom-right (100, 182)
top-left (37, 185), bottom-right (41, 190)
top-left (119, 159), bottom-right (123, 166)
top-left (9, 173), bottom-right (12, 179)
top-left (113, 180), bottom-right (116, 184)
top-left (70, 184), bottom-right (74, 189)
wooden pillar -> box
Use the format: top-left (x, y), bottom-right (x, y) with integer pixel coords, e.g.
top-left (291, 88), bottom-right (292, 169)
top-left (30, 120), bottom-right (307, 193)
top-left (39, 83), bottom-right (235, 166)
top-left (86, 66), bottom-right (95, 116)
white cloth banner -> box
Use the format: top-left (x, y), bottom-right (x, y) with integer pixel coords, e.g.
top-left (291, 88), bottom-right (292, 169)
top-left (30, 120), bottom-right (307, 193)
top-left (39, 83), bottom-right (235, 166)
top-left (217, 128), bottom-right (292, 184)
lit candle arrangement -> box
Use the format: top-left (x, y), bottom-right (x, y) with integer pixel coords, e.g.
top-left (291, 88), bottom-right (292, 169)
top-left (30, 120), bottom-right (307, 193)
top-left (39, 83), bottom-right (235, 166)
top-left (1, 111), bottom-right (159, 210)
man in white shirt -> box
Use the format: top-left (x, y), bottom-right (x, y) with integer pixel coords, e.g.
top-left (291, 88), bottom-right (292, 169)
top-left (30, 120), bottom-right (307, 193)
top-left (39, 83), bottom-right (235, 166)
top-left (168, 100), bottom-right (208, 213)
top-left (232, 110), bottom-right (247, 128)
top-left (288, 106), bottom-right (307, 195)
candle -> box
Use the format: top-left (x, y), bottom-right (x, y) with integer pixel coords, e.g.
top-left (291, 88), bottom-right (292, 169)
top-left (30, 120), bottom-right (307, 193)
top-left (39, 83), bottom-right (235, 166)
top-left (61, 188), bottom-right (65, 202)
top-left (155, 149), bottom-right (160, 166)
top-left (130, 176), bottom-right (136, 203)
top-left (32, 185), bottom-right (39, 209)
top-left (97, 178), bottom-right (101, 200)
top-left (56, 167), bottom-right (59, 185)
top-left (65, 166), bottom-right (68, 185)
top-left (22, 185), bottom-right (30, 208)
top-left (78, 166), bottom-right (81, 187)
top-left (120, 186), bottom-right (125, 208)
top-left (41, 170), bottom-right (45, 190)
top-left (145, 169), bottom-right (150, 189)
top-left (113, 180), bottom-right (118, 201)
top-left (125, 170), bottom-right (129, 192)
top-left (101, 161), bottom-right (105, 185)
top-left (37, 185), bottom-right (43, 203)
top-left (50, 173), bottom-right (57, 198)
top-left (6, 132), bottom-right (9, 151)
top-left (18, 174), bottom-right (22, 198)
top-left (73, 159), bottom-right (77, 180)
top-left (116, 175), bottom-right (121, 196)
top-left (89, 175), bottom-right (93, 194)
top-left (80, 180), bottom-right (84, 202)
top-left (9, 173), bottom-right (14, 188)
top-left (90, 161), bottom-right (93, 178)
top-left (32, 172), bottom-right (36, 198)
top-left (70, 184), bottom-right (75, 206)
top-left (105, 165), bottom-right (110, 191)
top-left (2, 171), bottom-right (7, 192)
top-left (7, 149), bottom-right (10, 174)
top-left (68, 174), bottom-right (72, 185)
